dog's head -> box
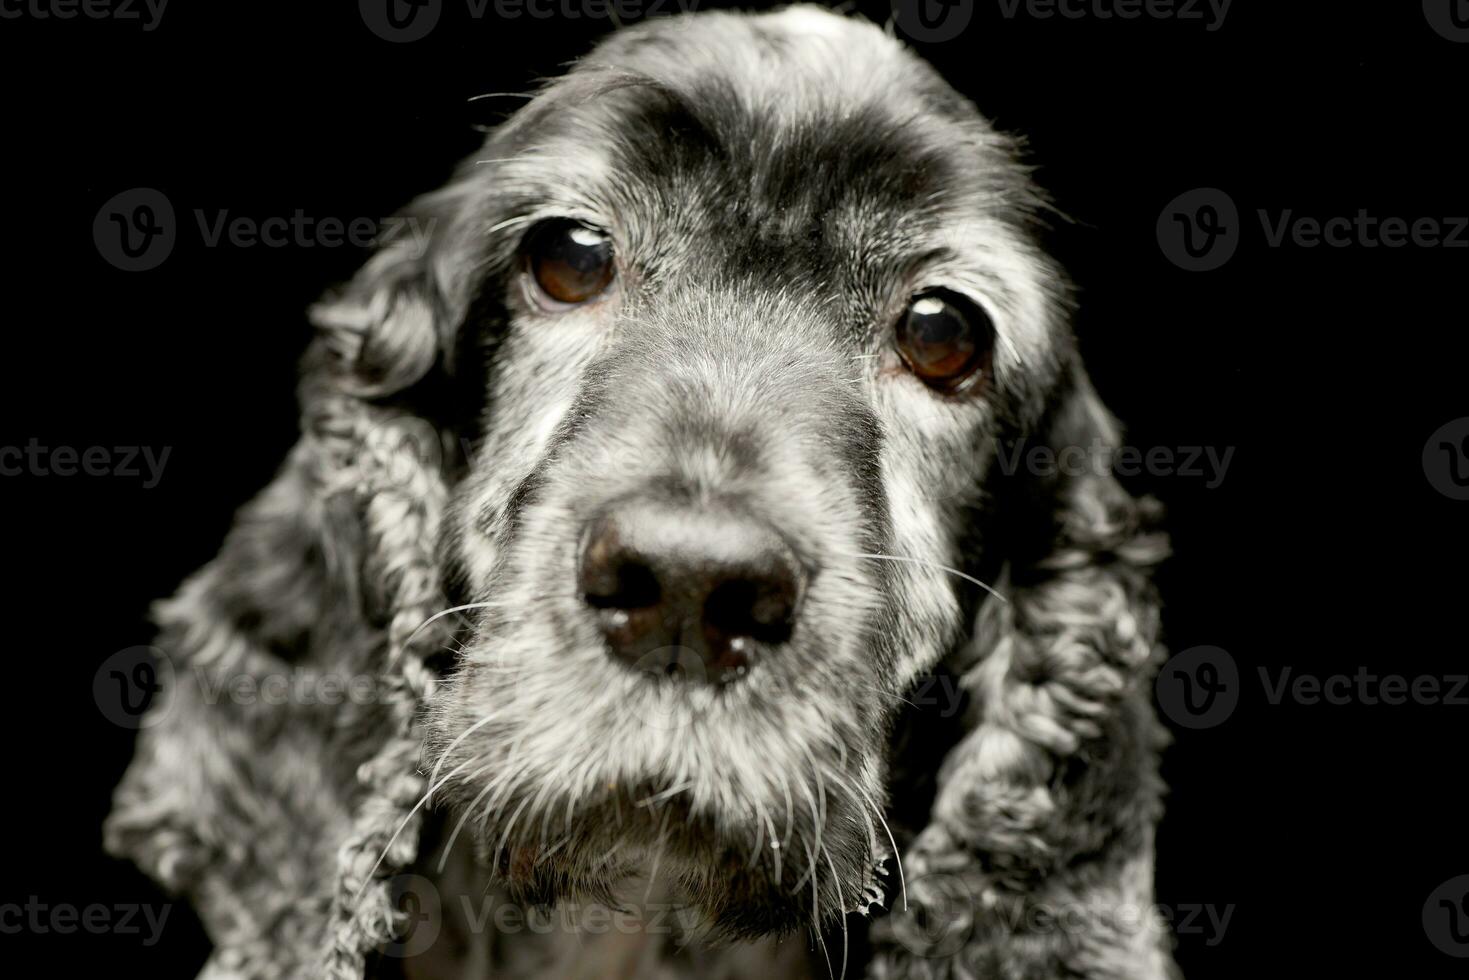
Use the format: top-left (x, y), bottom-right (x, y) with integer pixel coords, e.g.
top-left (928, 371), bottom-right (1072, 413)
top-left (310, 6), bottom-right (1128, 943)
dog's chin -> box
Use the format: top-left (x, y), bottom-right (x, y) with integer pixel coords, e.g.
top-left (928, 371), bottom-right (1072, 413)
top-left (429, 584), bottom-right (896, 939)
top-left (466, 785), bottom-right (882, 942)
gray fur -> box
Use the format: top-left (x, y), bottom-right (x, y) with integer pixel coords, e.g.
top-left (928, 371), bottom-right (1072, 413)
top-left (106, 7), bottom-right (1177, 978)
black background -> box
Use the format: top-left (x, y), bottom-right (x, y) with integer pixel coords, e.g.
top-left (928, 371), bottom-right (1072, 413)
top-left (2, 0), bottom-right (1465, 976)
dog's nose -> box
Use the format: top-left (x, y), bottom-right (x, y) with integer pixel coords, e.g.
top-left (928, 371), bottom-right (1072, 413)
top-left (578, 500), bottom-right (804, 684)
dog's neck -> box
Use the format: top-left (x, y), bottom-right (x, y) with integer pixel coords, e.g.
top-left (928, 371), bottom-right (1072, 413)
top-left (398, 816), bottom-right (832, 980)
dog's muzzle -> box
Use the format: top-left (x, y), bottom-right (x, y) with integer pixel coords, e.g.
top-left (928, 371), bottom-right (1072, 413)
top-left (577, 496), bottom-right (807, 685)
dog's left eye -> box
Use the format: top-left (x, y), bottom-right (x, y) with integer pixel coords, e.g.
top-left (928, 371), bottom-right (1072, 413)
top-left (521, 219), bottom-right (615, 306)
top-left (895, 289), bottom-right (995, 392)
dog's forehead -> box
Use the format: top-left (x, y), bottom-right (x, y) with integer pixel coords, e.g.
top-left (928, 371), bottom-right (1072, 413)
top-left (501, 10), bottom-right (1023, 230)
top-left (586, 10), bottom-right (994, 181)
top-left (586, 7), bottom-right (953, 115)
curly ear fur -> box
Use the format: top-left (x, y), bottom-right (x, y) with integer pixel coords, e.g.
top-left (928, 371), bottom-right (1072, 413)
top-left (105, 191), bottom-right (470, 977)
top-left (869, 363), bottom-right (1177, 980)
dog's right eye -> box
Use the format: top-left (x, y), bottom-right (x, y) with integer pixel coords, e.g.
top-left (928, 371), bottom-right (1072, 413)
top-left (521, 219), bottom-right (615, 306)
top-left (895, 288), bottom-right (995, 393)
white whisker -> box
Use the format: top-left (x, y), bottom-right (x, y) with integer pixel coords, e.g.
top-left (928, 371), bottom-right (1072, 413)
top-left (467, 92), bottom-right (537, 102)
top-left (349, 755), bottom-right (477, 909)
top-left (804, 838), bottom-right (834, 980)
top-left (824, 847), bottom-right (849, 980)
top-left (644, 804), bottom-right (674, 905)
top-left (635, 780), bottom-right (695, 807)
top-left (405, 602), bottom-right (491, 650)
top-left (836, 551), bottom-right (1009, 602)
top-left (427, 708), bottom-right (500, 801)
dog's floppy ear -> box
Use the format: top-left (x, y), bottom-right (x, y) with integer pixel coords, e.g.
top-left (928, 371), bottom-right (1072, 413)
top-left (105, 189), bottom-right (477, 979)
top-left (308, 239), bottom-right (443, 398)
top-left (305, 177), bottom-right (489, 402)
top-left (875, 360), bottom-right (1176, 978)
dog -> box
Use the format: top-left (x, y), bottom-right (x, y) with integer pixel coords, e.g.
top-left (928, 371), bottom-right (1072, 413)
top-left (106, 7), bottom-right (1177, 979)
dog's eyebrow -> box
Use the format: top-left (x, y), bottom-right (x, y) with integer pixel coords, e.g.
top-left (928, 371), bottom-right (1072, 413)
top-left (500, 65), bottom-right (682, 146)
top-left (918, 242), bottom-right (1019, 289)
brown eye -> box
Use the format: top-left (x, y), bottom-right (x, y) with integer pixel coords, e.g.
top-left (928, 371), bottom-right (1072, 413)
top-left (522, 219), bottom-right (615, 305)
top-left (895, 289), bottom-right (995, 392)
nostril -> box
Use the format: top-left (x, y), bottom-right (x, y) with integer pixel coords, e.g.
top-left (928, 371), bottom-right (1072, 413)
top-left (583, 557), bottom-right (660, 611)
top-left (578, 514), bottom-right (661, 611)
top-left (704, 575), bottom-right (798, 646)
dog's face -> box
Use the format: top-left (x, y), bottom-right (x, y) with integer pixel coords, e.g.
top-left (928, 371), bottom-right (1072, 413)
top-left (421, 7), bottom-right (1070, 939)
